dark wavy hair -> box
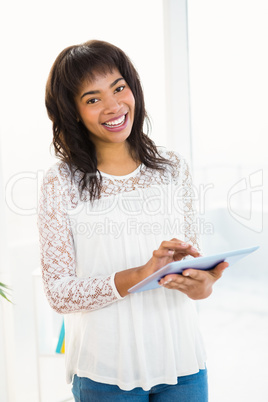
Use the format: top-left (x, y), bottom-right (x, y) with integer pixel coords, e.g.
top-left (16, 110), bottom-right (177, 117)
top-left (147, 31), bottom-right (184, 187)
top-left (45, 39), bottom-right (172, 200)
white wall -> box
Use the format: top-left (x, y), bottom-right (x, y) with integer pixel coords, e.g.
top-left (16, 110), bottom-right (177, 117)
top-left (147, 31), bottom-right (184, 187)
top-left (188, 0), bottom-right (268, 167)
top-left (188, 2), bottom-right (268, 401)
top-left (187, 0), bottom-right (267, 267)
top-left (1, 0), bottom-right (195, 400)
top-left (0, 1), bottom-right (171, 401)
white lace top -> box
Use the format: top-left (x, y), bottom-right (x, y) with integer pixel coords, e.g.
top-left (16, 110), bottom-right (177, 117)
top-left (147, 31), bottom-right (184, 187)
top-left (38, 148), bottom-right (206, 390)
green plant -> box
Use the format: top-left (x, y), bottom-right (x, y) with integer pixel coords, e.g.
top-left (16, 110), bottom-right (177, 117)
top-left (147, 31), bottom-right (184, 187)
top-left (0, 282), bottom-right (12, 303)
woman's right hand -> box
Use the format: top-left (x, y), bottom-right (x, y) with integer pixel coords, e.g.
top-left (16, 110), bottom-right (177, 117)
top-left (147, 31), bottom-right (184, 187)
top-left (142, 238), bottom-right (201, 278)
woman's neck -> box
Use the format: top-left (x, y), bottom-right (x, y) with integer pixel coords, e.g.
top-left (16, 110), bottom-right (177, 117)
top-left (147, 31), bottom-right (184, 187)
top-left (96, 142), bottom-right (139, 176)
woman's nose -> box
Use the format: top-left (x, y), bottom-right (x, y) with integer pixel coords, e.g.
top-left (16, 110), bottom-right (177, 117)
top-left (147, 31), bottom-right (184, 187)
top-left (103, 96), bottom-right (121, 114)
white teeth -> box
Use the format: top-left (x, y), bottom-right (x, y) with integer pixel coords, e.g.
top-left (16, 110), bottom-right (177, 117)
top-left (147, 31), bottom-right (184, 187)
top-left (104, 115), bottom-right (125, 127)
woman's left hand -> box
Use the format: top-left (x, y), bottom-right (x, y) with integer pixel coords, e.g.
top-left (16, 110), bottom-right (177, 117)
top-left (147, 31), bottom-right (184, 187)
top-left (159, 262), bottom-right (229, 300)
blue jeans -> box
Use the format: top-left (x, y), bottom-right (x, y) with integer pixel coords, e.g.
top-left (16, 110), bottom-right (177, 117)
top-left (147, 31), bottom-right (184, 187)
top-left (72, 368), bottom-right (208, 401)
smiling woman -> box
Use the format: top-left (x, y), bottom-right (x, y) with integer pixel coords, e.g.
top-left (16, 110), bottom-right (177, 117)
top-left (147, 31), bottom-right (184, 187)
top-left (45, 40), bottom-right (172, 200)
top-left (39, 39), bottom-right (227, 402)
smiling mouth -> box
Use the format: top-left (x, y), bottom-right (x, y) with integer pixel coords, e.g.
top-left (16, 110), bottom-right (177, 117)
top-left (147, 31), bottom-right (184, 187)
top-left (102, 114), bottom-right (126, 128)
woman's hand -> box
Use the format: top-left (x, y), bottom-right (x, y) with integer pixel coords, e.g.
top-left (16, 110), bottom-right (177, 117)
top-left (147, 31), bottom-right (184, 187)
top-left (158, 261), bottom-right (229, 300)
top-left (142, 238), bottom-right (202, 277)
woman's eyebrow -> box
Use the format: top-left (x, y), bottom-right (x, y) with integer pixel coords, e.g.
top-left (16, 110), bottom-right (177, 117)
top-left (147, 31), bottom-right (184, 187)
top-left (80, 77), bottom-right (124, 100)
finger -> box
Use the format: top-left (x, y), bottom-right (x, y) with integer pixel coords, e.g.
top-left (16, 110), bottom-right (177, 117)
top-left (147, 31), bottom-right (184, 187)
top-left (161, 240), bottom-right (201, 258)
top-left (174, 245), bottom-right (201, 259)
top-left (153, 248), bottom-right (175, 259)
top-left (182, 268), bottom-right (203, 279)
top-left (182, 261), bottom-right (229, 280)
top-left (159, 274), bottom-right (184, 286)
top-left (209, 262), bottom-right (229, 278)
top-left (161, 240), bottom-right (189, 251)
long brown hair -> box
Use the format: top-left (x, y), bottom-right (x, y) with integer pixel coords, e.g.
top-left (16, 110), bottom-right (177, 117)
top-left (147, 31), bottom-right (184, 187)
top-left (45, 39), bottom-right (173, 200)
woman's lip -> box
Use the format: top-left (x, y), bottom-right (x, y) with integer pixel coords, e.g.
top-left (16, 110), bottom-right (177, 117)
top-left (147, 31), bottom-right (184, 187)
top-left (102, 113), bottom-right (129, 132)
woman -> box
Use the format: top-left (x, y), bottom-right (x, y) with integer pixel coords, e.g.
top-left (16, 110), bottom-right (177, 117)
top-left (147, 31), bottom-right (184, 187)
top-left (38, 39), bottom-right (227, 401)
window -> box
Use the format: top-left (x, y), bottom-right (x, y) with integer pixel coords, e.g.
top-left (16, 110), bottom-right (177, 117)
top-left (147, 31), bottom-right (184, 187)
top-left (188, 1), bottom-right (268, 400)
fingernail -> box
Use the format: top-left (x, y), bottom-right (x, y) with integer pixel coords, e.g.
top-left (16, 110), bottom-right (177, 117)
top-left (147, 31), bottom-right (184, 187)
top-left (180, 242), bottom-right (188, 247)
top-left (163, 279), bottom-right (172, 285)
top-left (183, 271), bottom-right (190, 276)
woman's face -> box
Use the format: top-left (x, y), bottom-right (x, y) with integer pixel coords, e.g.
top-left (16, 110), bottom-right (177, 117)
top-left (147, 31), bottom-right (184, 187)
top-left (75, 69), bottom-right (135, 149)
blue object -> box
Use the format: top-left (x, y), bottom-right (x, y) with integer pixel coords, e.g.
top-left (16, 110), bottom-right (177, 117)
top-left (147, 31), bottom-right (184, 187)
top-left (55, 320), bottom-right (65, 354)
top-left (128, 245), bottom-right (259, 293)
top-left (72, 368), bottom-right (208, 401)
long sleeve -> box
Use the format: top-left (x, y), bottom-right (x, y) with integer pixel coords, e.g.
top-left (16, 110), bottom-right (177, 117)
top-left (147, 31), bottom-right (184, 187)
top-left (37, 166), bottom-right (122, 314)
top-left (179, 157), bottom-right (202, 253)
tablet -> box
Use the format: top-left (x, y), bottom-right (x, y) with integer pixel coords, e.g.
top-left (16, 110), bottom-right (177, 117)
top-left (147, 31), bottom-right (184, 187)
top-left (128, 245), bottom-right (259, 293)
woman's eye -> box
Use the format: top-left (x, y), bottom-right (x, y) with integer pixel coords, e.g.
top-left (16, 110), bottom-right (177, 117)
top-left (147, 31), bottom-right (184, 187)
top-left (115, 85), bottom-right (125, 93)
top-left (86, 98), bottom-right (99, 104)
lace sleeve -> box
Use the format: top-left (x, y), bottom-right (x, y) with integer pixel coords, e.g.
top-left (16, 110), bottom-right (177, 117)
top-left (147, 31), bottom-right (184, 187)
top-left (37, 167), bottom-right (122, 314)
top-left (180, 158), bottom-right (202, 253)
